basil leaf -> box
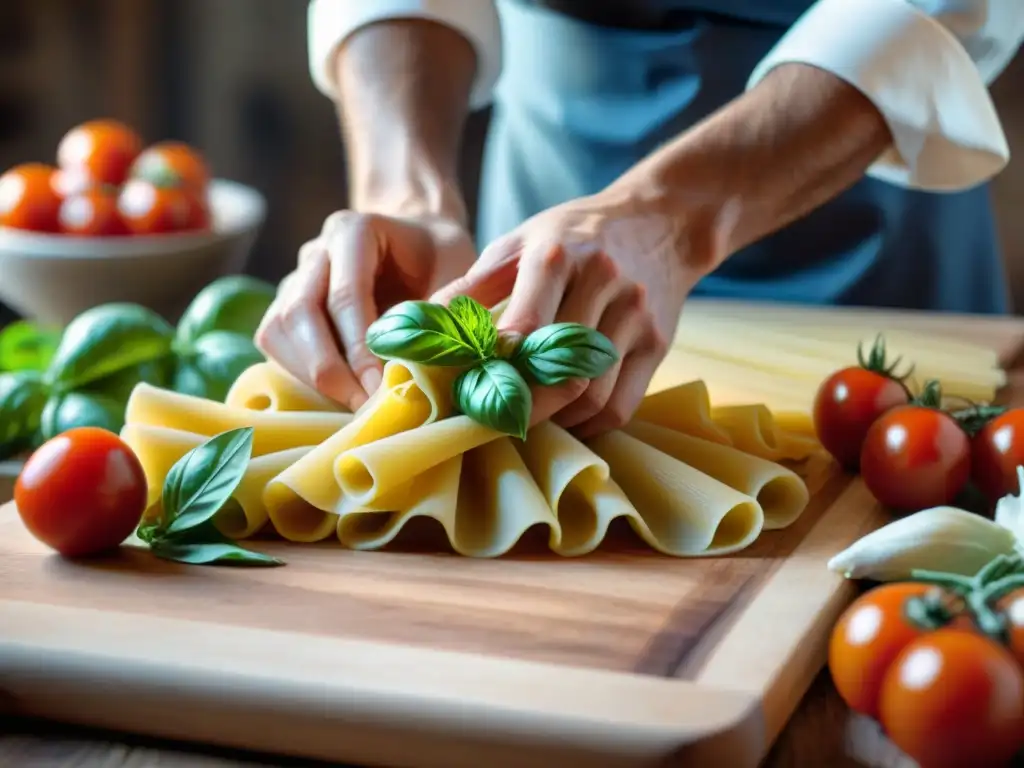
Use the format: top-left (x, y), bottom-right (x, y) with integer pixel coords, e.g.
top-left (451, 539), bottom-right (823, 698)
top-left (150, 540), bottom-right (282, 567)
top-left (366, 300), bottom-right (481, 366)
top-left (453, 359), bottom-right (532, 440)
top-left (513, 323), bottom-right (619, 386)
top-left (47, 304), bottom-right (175, 391)
top-left (175, 275), bottom-right (277, 345)
top-left (447, 296), bottom-right (498, 360)
top-left (0, 371), bottom-right (48, 457)
top-left (173, 331), bottom-right (264, 401)
top-left (83, 356), bottom-right (175, 406)
top-left (0, 321), bottom-right (62, 372)
top-left (161, 427), bottom-right (254, 535)
top-left (40, 391), bottom-right (125, 440)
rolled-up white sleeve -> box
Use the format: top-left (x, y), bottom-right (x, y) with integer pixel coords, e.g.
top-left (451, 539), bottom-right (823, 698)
top-left (747, 0), bottom-right (1024, 191)
top-left (307, 0), bottom-right (502, 111)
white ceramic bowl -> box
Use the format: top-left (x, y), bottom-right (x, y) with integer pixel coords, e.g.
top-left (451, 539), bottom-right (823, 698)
top-left (0, 179), bottom-right (267, 326)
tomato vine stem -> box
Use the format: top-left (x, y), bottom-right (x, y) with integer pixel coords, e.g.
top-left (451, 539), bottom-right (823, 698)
top-left (856, 334), bottom-right (915, 383)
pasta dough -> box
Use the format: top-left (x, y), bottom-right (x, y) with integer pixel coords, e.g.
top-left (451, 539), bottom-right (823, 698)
top-left (120, 423), bottom-right (313, 538)
top-left (121, 356), bottom-right (820, 558)
top-left (125, 383), bottom-right (350, 456)
top-left (623, 421), bottom-right (808, 530)
top-left (226, 362), bottom-right (346, 413)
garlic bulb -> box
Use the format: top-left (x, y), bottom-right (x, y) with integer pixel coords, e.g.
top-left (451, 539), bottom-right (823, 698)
top-left (827, 505), bottom-right (1019, 582)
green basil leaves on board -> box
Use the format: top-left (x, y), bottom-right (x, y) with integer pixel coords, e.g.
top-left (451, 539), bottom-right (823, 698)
top-left (453, 360), bottom-right (532, 440)
top-left (364, 295), bottom-right (618, 439)
top-left (0, 321), bottom-right (61, 372)
top-left (137, 426), bottom-right (282, 567)
top-left (40, 391), bottom-right (126, 441)
top-left (513, 322), bottom-right (619, 386)
top-left (0, 371), bottom-right (48, 460)
top-left (366, 300), bottom-right (487, 366)
top-left (46, 303), bottom-right (175, 391)
top-left (173, 331), bottom-right (264, 401)
top-left (175, 275), bottom-right (276, 345)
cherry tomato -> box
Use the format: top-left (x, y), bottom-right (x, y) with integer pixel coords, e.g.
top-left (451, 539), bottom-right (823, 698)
top-left (56, 119), bottom-right (143, 188)
top-left (879, 629), bottom-right (1024, 768)
top-left (860, 405), bottom-right (970, 512)
top-left (972, 408), bottom-right (1024, 503)
top-left (992, 587), bottom-right (1024, 668)
top-left (814, 366), bottom-right (909, 469)
top-left (181, 189), bottom-right (212, 232)
top-left (117, 178), bottom-right (198, 235)
top-left (828, 582), bottom-right (933, 719)
top-left (15, 427), bottom-right (148, 558)
top-left (0, 163), bottom-right (62, 232)
top-left (130, 141), bottom-right (210, 192)
top-left (59, 189), bottom-right (128, 236)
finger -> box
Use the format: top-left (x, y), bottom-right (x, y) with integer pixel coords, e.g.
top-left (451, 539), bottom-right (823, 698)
top-left (276, 252), bottom-right (369, 410)
top-left (573, 349), bottom-right (664, 440)
top-left (497, 241), bottom-right (572, 336)
top-left (553, 291), bottom-right (647, 429)
top-left (430, 233), bottom-right (521, 308)
top-left (553, 252), bottom-right (620, 327)
top-left (528, 378), bottom-right (590, 427)
top-left (324, 219), bottom-right (385, 396)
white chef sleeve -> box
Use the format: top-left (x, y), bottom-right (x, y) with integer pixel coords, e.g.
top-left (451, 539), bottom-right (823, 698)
top-left (307, 0), bottom-right (502, 111)
top-left (747, 0), bottom-right (1024, 191)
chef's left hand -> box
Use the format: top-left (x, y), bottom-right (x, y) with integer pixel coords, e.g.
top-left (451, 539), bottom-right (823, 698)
top-left (431, 189), bottom-right (736, 439)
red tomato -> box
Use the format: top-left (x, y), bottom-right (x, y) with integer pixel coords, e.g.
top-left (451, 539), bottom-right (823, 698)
top-left (814, 366), bottom-right (909, 469)
top-left (130, 141), bottom-right (210, 192)
top-left (879, 629), bottom-right (1024, 768)
top-left (117, 178), bottom-right (200, 235)
top-left (59, 189), bottom-right (129, 236)
top-left (860, 405), bottom-right (971, 511)
top-left (828, 582), bottom-right (933, 719)
top-left (972, 408), bottom-right (1024, 503)
top-left (56, 119), bottom-right (143, 188)
top-left (0, 163), bottom-right (62, 232)
top-left (15, 427), bottom-right (148, 557)
top-left (993, 587), bottom-right (1024, 669)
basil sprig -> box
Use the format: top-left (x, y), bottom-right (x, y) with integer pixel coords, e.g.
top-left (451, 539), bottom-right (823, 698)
top-left (136, 426), bottom-right (283, 567)
top-left (365, 296), bottom-right (618, 439)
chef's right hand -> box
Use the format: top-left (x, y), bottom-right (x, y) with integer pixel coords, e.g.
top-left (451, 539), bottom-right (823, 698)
top-left (255, 209), bottom-right (478, 411)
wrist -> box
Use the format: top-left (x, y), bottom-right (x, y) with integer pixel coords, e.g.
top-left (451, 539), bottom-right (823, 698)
top-left (351, 154), bottom-right (468, 227)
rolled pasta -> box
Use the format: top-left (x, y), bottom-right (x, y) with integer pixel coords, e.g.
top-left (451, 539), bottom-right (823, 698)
top-left (125, 383), bottom-right (351, 456)
top-left (623, 420), bottom-right (808, 530)
top-left (587, 431), bottom-right (764, 556)
top-left (120, 423), bottom-right (312, 538)
top-left (226, 361), bottom-right (346, 413)
top-left (632, 381), bottom-right (731, 445)
top-left (710, 405), bottom-right (820, 462)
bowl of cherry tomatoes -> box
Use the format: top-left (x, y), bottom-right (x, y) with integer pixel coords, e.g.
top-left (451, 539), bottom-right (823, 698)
top-left (0, 119), bottom-right (267, 326)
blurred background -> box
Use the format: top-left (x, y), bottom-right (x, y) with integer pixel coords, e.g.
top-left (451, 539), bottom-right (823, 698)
top-left (1, 0), bottom-right (1022, 323)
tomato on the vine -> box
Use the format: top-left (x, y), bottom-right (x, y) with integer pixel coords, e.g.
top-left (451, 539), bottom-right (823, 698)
top-left (15, 427), bottom-right (148, 557)
top-left (859, 382), bottom-right (970, 512)
top-left (879, 629), bottom-right (1024, 768)
top-left (813, 336), bottom-right (911, 469)
top-left (829, 582), bottom-right (933, 719)
top-left (0, 163), bottom-right (62, 232)
top-left (56, 119), bottom-right (143, 188)
top-left (972, 408), bottom-right (1024, 503)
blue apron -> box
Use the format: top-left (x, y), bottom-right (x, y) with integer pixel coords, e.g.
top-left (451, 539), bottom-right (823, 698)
top-left (478, 0), bottom-right (1010, 314)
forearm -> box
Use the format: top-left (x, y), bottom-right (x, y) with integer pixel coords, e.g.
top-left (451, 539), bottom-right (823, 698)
top-left (332, 19), bottom-right (475, 224)
top-left (611, 63), bottom-right (892, 273)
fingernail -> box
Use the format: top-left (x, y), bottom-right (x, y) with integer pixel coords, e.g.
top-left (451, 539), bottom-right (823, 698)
top-left (361, 368), bottom-right (383, 395)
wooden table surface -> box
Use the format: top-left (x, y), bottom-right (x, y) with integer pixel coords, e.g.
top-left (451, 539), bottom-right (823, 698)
top-left (5, 310), bottom-right (1024, 768)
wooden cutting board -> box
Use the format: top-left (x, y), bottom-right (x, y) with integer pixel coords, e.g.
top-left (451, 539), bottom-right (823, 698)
top-left (2, 302), bottom-right (1023, 768)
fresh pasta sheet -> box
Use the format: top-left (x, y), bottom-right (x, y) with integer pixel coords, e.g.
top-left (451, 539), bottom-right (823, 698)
top-left (121, 361), bottom-right (820, 558)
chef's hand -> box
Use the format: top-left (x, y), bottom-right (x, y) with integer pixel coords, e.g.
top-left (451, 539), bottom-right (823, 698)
top-left (256, 210), bottom-right (477, 411)
top-left (432, 191), bottom-right (736, 439)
